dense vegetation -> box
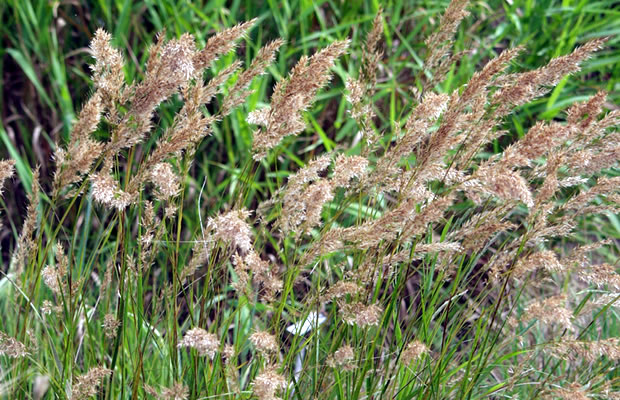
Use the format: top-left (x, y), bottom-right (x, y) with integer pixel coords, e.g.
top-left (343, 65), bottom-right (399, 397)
top-left (0, 1), bottom-right (618, 399)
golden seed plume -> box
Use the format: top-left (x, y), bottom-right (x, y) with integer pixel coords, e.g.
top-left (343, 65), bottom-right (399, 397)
top-left (0, 331), bottom-right (28, 358)
top-left (177, 327), bottom-right (219, 359)
top-left (251, 40), bottom-right (349, 159)
top-left (71, 367), bottom-right (112, 399)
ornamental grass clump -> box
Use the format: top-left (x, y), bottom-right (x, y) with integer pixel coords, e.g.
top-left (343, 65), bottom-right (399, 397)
top-left (0, 1), bottom-right (618, 399)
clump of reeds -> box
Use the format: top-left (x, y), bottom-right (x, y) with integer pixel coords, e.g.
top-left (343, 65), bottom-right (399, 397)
top-left (0, 1), bottom-right (618, 399)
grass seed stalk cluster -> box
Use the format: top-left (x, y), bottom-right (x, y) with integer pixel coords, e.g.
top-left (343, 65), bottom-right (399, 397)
top-left (0, 1), bottom-right (619, 399)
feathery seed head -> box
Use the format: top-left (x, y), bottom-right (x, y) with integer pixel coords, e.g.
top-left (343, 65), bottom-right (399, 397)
top-left (340, 302), bottom-right (383, 327)
top-left (251, 40), bottom-right (349, 159)
top-left (209, 209), bottom-right (253, 254)
top-left (149, 162), bottom-right (180, 199)
top-left (250, 331), bottom-right (279, 355)
top-left (91, 172), bottom-right (132, 210)
top-left (102, 314), bottom-right (120, 339)
top-left (42, 266), bottom-right (61, 294)
top-left (0, 160), bottom-right (15, 194)
top-left (192, 19), bottom-right (257, 70)
top-left (323, 281), bottom-right (362, 303)
top-left (546, 338), bottom-right (619, 363)
top-left (178, 327), bottom-right (219, 359)
top-left (147, 383), bottom-right (190, 400)
top-left (522, 294), bottom-right (573, 331)
top-left (579, 263), bottom-right (620, 290)
top-left (513, 250), bottom-right (564, 279)
top-left (71, 367), bottom-right (111, 399)
top-left (327, 345), bottom-right (356, 370)
top-left (331, 155), bottom-right (369, 189)
top-left (401, 340), bottom-right (429, 364)
top-left (0, 332), bottom-right (28, 358)
top-left (90, 29), bottom-right (125, 101)
top-left (252, 367), bottom-right (287, 400)
top-left (543, 383), bottom-right (590, 400)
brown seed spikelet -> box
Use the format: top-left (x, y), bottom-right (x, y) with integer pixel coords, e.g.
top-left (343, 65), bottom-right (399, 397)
top-left (322, 281), bottom-right (362, 303)
top-left (42, 242), bottom-right (68, 295)
top-left (90, 28), bottom-right (125, 106)
top-left (177, 327), bottom-right (219, 359)
top-left (109, 33), bottom-right (198, 153)
top-left (145, 383), bottom-right (189, 400)
top-left (423, 0), bottom-right (469, 89)
top-left (493, 37), bottom-right (608, 112)
top-left (361, 8), bottom-right (383, 90)
top-left (0, 331), bottom-right (28, 358)
top-left (348, 8), bottom-right (383, 150)
top-left (208, 209), bottom-right (253, 254)
top-left (91, 168), bottom-right (132, 210)
top-left (0, 159), bottom-right (15, 231)
top-left (12, 167), bottom-right (40, 276)
top-left (161, 383), bottom-right (189, 400)
top-left (251, 40), bottom-right (349, 159)
top-left (339, 302), bottom-right (383, 327)
top-left (71, 367), bottom-right (112, 399)
top-left (473, 166), bottom-right (534, 207)
top-left (512, 250), bottom-right (564, 279)
top-left (276, 154), bottom-right (333, 235)
top-left (543, 383), bottom-right (590, 400)
top-left (249, 331), bottom-right (279, 356)
top-left (252, 367), bottom-right (287, 400)
top-left (401, 340), bottom-right (429, 365)
top-left (0, 159), bottom-right (15, 194)
top-left (331, 154), bottom-right (368, 189)
top-left (149, 162), bottom-right (180, 200)
top-left (192, 19), bottom-right (257, 70)
top-left (546, 338), bottom-right (620, 363)
top-left (579, 263), bottom-right (620, 290)
top-left (521, 294), bottom-right (573, 331)
top-left (53, 92), bottom-right (104, 193)
top-left (221, 39), bottom-right (284, 115)
top-left (102, 314), bottom-right (120, 339)
top-left (327, 345), bottom-right (356, 370)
